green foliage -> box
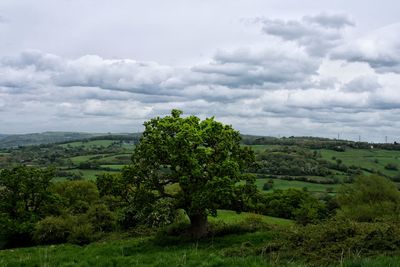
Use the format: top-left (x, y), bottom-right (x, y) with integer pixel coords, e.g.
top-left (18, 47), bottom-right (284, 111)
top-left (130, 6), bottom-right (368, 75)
top-left (385, 162), bottom-right (398, 171)
top-left (262, 179), bottom-right (274, 191)
top-left (256, 189), bottom-right (330, 224)
top-left (86, 204), bottom-right (116, 232)
top-left (337, 175), bottom-right (400, 222)
top-left (67, 222), bottom-right (94, 245)
top-left (289, 219), bottom-right (400, 264)
top-left (0, 166), bottom-right (57, 248)
top-left (51, 180), bottom-right (99, 214)
top-left (33, 216), bottom-right (71, 245)
top-left (254, 146), bottom-right (332, 177)
top-left (124, 110), bottom-right (257, 236)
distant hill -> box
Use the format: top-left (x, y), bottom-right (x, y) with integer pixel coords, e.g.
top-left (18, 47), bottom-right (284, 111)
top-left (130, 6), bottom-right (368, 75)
top-left (0, 132), bottom-right (106, 148)
top-left (0, 134), bottom-right (10, 141)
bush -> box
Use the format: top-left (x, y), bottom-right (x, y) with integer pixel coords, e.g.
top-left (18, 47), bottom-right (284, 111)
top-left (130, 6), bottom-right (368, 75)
top-left (67, 223), bottom-right (94, 245)
top-left (288, 219), bottom-right (400, 264)
top-left (337, 175), bottom-right (400, 222)
top-left (34, 216), bottom-right (71, 245)
top-left (385, 163), bottom-right (398, 171)
top-left (86, 204), bottom-right (116, 232)
top-left (258, 189), bottom-right (329, 223)
top-left (51, 180), bottom-right (99, 214)
top-left (262, 180), bottom-right (274, 191)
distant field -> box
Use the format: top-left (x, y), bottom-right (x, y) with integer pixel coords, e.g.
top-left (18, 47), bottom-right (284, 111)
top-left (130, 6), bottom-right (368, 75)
top-left (256, 178), bottom-right (339, 193)
top-left (100, 164), bottom-right (126, 170)
top-left (70, 169), bottom-right (116, 180)
top-left (59, 140), bottom-right (116, 148)
top-left (320, 148), bottom-right (400, 177)
top-left (96, 154), bottom-right (131, 164)
top-left (69, 154), bottom-right (107, 164)
top-left (210, 210), bottom-right (293, 226)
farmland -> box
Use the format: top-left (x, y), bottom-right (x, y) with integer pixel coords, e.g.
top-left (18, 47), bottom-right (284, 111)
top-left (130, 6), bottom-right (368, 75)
top-left (1, 132), bottom-right (400, 266)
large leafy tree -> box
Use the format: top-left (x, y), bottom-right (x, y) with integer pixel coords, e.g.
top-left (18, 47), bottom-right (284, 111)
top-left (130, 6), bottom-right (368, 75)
top-left (124, 110), bottom-right (257, 237)
top-left (0, 166), bottom-right (57, 247)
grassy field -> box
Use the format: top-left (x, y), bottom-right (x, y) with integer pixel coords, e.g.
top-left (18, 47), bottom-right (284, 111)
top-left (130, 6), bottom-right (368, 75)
top-left (320, 148), bottom-right (400, 177)
top-left (100, 164), bottom-right (126, 170)
top-left (210, 210), bottom-right (293, 226)
top-left (256, 178), bottom-right (339, 193)
top-left (69, 169), bottom-right (116, 180)
top-left (59, 140), bottom-right (116, 148)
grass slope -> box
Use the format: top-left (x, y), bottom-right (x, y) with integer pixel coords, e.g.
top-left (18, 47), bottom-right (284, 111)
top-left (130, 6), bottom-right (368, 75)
top-left (320, 148), bottom-right (400, 176)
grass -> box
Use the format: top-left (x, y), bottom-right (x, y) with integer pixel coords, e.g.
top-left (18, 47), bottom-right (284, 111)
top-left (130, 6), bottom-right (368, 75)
top-left (210, 210), bottom-right (293, 226)
top-left (100, 164), bottom-right (126, 170)
top-left (1, 214), bottom-right (400, 266)
top-left (0, 211), bottom-right (295, 267)
top-left (69, 169), bottom-right (116, 180)
top-left (256, 178), bottom-right (339, 193)
top-left (0, 234), bottom-right (283, 267)
top-left (319, 148), bottom-right (400, 177)
top-left (59, 140), bottom-right (116, 148)
top-left (69, 155), bottom-right (105, 164)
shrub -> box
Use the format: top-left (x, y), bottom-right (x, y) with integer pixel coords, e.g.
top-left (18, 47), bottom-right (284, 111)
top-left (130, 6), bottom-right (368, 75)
top-left (67, 223), bottom-right (94, 245)
top-left (51, 180), bottom-right (99, 214)
top-left (34, 216), bottom-right (71, 245)
top-left (337, 175), bottom-right (400, 222)
top-left (288, 219), bottom-right (400, 264)
top-left (262, 180), bottom-right (274, 191)
top-left (86, 204), bottom-right (116, 232)
top-left (385, 163), bottom-right (398, 171)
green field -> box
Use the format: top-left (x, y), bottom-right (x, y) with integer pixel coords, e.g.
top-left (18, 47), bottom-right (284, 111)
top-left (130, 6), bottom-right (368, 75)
top-left (320, 148), bottom-right (400, 176)
top-left (70, 169), bottom-right (116, 180)
top-left (100, 164), bottom-right (126, 170)
top-left (256, 178), bottom-right (339, 193)
top-left (59, 140), bottom-right (117, 148)
top-left (210, 210), bottom-right (293, 226)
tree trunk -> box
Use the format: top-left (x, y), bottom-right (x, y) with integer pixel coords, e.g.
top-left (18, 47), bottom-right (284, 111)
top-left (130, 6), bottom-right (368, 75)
top-left (188, 213), bottom-right (208, 238)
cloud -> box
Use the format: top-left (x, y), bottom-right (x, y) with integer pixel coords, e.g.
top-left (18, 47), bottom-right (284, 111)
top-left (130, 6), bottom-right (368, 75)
top-left (261, 13), bottom-right (354, 57)
top-left (0, 13), bottom-right (400, 142)
top-left (191, 44), bottom-right (320, 89)
top-left (332, 23), bottom-right (400, 73)
top-left (341, 75), bottom-right (381, 92)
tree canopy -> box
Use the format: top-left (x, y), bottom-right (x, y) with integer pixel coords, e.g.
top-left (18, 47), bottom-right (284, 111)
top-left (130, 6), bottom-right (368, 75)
top-left (337, 175), bottom-right (400, 222)
top-left (123, 109), bottom-right (257, 236)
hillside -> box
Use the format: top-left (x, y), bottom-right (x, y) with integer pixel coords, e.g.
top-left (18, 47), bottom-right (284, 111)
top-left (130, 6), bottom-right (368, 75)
top-left (0, 132), bottom-right (114, 148)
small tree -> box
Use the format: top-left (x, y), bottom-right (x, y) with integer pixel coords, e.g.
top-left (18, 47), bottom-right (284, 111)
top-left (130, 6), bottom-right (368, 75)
top-left (337, 175), bottom-right (400, 222)
top-left (123, 110), bottom-right (257, 237)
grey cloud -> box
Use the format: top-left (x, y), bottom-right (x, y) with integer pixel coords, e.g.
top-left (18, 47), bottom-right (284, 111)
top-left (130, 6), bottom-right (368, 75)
top-left (303, 13), bottom-right (354, 29)
top-left (261, 13), bottom-right (354, 57)
top-left (332, 23), bottom-right (400, 73)
top-left (341, 75), bottom-right (381, 92)
top-left (191, 46), bottom-right (320, 88)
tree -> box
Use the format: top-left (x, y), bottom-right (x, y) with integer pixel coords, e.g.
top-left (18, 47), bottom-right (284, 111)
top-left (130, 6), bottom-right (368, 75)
top-left (0, 166), bottom-right (56, 247)
top-left (337, 175), bottom-right (400, 222)
top-left (123, 110), bottom-right (257, 237)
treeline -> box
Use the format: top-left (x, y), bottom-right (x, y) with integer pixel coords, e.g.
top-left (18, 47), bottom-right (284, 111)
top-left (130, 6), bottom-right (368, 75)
top-left (242, 135), bottom-right (400, 150)
top-left (251, 146), bottom-right (361, 183)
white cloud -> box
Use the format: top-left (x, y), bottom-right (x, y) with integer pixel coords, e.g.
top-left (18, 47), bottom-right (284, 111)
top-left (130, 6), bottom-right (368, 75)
top-left (261, 13), bottom-right (354, 57)
top-left (332, 23), bottom-right (400, 73)
top-left (0, 9), bottom-right (399, 142)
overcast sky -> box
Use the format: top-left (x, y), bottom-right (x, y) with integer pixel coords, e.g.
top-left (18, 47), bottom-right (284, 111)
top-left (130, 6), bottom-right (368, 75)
top-left (0, 0), bottom-right (400, 142)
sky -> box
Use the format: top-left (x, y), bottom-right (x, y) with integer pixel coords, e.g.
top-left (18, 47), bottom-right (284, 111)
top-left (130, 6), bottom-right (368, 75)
top-left (0, 0), bottom-right (400, 142)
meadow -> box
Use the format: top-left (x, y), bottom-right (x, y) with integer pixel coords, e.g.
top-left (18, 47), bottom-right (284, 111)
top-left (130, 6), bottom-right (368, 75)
top-left (2, 134), bottom-right (400, 266)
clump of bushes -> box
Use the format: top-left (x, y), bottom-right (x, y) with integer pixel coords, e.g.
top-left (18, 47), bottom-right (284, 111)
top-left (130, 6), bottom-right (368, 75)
top-left (385, 163), bottom-right (398, 171)
top-left (262, 179), bottom-right (274, 191)
top-left (287, 219), bottom-right (400, 264)
top-left (253, 189), bottom-right (332, 225)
